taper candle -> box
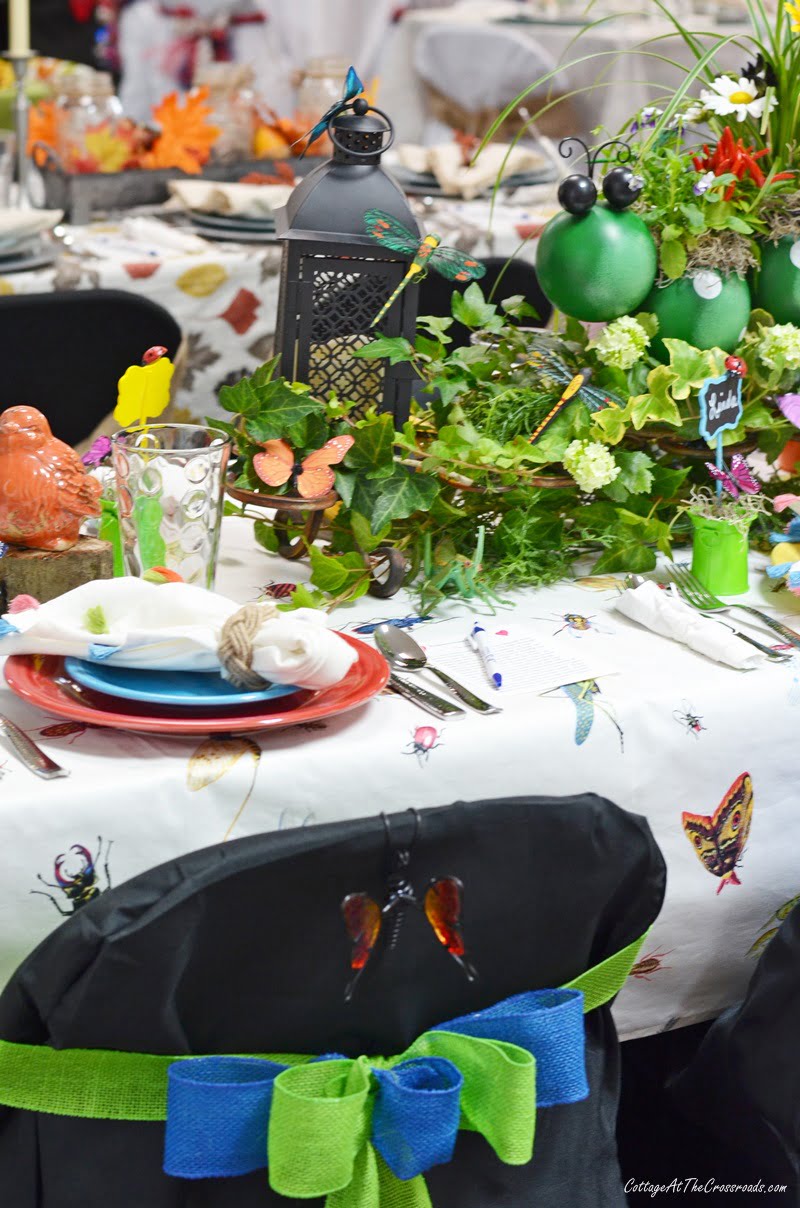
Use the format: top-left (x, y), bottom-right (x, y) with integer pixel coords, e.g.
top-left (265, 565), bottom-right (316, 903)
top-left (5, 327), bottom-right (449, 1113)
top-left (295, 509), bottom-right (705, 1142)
top-left (8, 0), bottom-right (31, 55)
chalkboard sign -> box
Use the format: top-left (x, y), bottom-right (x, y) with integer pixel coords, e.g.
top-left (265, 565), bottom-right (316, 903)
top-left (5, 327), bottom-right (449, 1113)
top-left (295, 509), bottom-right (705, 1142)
top-left (698, 372), bottom-right (743, 441)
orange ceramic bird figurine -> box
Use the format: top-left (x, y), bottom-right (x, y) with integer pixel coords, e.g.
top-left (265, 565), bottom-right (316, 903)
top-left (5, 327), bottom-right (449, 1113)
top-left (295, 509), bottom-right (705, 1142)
top-left (0, 407), bottom-right (103, 551)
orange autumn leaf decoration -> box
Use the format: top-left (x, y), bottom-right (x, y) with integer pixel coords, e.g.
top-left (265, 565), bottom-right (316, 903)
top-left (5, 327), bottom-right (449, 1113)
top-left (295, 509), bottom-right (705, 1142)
top-left (27, 100), bottom-right (58, 166)
top-left (143, 86), bottom-right (221, 174)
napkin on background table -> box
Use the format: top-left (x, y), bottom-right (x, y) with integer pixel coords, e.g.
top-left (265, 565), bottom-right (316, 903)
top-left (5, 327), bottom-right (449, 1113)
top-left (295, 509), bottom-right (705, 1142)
top-left (0, 579), bottom-right (357, 690)
top-left (167, 180), bottom-right (293, 217)
top-left (614, 580), bottom-right (765, 670)
top-left (396, 142), bottom-right (546, 200)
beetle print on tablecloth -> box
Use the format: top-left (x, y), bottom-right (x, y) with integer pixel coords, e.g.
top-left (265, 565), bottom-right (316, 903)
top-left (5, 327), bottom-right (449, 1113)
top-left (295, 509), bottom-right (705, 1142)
top-left (682, 772), bottom-right (753, 893)
top-left (405, 726), bottom-right (443, 766)
top-left (629, 949), bottom-right (673, 981)
top-left (673, 700), bottom-right (706, 738)
top-left (31, 837), bottom-right (113, 916)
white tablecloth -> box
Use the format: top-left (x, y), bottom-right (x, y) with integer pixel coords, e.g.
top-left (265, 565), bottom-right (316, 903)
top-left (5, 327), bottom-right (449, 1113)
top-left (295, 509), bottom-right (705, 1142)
top-left (1, 516), bottom-right (798, 1042)
top-left (380, 2), bottom-right (750, 141)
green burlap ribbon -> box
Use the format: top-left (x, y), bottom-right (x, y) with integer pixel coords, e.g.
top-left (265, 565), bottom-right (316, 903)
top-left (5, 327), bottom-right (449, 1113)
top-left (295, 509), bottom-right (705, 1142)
top-left (0, 932), bottom-right (646, 1207)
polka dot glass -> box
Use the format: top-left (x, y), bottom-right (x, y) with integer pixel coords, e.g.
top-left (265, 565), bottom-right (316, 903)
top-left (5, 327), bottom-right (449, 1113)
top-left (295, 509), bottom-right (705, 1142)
top-left (112, 425), bottom-right (232, 589)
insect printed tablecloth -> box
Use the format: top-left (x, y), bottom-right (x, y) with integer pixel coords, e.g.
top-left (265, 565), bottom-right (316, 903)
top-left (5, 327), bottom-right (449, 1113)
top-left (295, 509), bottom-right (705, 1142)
top-left (0, 517), bottom-right (798, 1040)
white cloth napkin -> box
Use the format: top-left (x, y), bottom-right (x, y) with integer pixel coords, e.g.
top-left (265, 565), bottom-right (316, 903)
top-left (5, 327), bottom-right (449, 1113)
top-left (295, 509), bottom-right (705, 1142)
top-left (66, 217), bottom-right (208, 261)
top-left (613, 581), bottom-right (764, 670)
top-left (396, 143), bottom-right (545, 200)
top-left (0, 579), bottom-right (357, 689)
top-left (167, 180), bottom-right (293, 217)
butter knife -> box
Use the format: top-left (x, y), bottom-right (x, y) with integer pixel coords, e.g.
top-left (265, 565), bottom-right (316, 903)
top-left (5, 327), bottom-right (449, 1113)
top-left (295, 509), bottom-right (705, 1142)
top-left (0, 714), bottom-right (70, 779)
top-left (388, 674), bottom-right (465, 719)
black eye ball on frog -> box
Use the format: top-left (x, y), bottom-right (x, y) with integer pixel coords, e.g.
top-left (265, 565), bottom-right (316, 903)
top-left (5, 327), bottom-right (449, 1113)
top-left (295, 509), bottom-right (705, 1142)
top-left (602, 167), bottom-right (644, 210)
top-left (557, 174), bottom-right (597, 216)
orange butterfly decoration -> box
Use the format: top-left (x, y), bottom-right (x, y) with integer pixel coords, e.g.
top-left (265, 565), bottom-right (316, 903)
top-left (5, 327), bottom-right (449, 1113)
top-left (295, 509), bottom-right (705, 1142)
top-left (253, 435), bottom-right (354, 499)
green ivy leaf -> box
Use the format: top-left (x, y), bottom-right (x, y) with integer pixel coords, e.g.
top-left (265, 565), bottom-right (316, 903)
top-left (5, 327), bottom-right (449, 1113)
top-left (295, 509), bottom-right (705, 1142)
top-left (254, 519), bottom-right (280, 553)
top-left (244, 383), bottom-right (325, 443)
top-left (363, 467), bottom-right (440, 534)
top-left (416, 314), bottom-right (454, 344)
top-left (633, 311), bottom-right (659, 339)
top-left (659, 238), bottom-right (687, 279)
top-left (84, 606), bottom-right (109, 635)
top-left (663, 340), bottom-right (725, 399)
top-left (614, 450), bottom-right (655, 495)
top-left (451, 283), bottom-right (504, 332)
top-left (281, 582), bottom-right (327, 611)
top-left (352, 335), bottom-right (415, 365)
top-left (350, 510), bottom-right (390, 553)
top-left (345, 412), bottom-right (396, 473)
top-left (591, 400), bottom-right (633, 445)
top-left (308, 546), bottom-right (369, 594)
top-left (502, 294), bottom-right (541, 321)
top-left (591, 540), bottom-right (658, 574)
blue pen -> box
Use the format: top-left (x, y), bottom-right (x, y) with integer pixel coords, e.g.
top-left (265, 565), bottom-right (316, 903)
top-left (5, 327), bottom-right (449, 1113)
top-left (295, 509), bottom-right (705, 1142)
top-left (468, 620), bottom-right (502, 689)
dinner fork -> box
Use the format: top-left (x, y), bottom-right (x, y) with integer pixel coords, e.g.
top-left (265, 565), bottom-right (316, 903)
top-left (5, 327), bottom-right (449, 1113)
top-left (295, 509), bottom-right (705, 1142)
top-left (667, 563), bottom-right (800, 654)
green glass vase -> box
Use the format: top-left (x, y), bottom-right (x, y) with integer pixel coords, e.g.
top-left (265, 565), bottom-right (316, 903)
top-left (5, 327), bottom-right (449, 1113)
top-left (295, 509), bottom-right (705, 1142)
top-left (690, 513), bottom-right (751, 596)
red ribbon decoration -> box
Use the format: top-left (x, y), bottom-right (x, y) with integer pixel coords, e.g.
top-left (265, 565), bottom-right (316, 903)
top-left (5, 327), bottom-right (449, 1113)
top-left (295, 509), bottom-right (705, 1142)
top-left (69, 0), bottom-right (96, 21)
top-left (159, 5), bottom-right (267, 88)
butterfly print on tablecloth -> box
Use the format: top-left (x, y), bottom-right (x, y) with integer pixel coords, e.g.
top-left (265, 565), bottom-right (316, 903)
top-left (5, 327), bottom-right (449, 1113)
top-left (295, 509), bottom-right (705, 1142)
top-left (682, 771), bottom-right (753, 893)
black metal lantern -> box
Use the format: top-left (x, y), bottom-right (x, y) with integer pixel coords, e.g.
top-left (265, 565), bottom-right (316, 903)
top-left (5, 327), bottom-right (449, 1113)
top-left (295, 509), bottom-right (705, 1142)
top-left (273, 99), bottom-right (421, 423)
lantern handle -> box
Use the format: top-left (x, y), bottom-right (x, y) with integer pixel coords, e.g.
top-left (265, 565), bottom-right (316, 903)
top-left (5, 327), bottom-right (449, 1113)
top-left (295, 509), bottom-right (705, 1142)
top-left (327, 103), bottom-right (395, 158)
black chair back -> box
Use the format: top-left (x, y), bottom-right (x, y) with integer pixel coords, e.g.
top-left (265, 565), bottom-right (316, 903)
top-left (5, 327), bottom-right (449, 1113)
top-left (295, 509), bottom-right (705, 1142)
top-left (417, 256), bottom-right (552, 350)
top-left (0, 290), bottom-right (182, 446)
top-left (0, 794), bottom-right (665, 1207)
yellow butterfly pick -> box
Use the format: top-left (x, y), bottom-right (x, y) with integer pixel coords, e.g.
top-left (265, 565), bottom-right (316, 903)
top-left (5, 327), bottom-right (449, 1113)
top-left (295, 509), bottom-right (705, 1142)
top-left (114, 346), bottom-right (175, 429)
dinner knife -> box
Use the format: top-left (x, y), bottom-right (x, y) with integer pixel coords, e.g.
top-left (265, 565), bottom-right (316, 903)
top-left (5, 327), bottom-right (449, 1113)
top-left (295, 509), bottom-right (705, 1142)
top-left (387, 674), bottom-right (465, 719)
top-left (0, 714), bottom-right (70, 779)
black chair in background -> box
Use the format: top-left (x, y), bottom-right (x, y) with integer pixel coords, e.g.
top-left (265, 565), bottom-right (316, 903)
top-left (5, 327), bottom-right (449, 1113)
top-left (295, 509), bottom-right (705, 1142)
top-left (417, 256), bottom-right (553, 350)
top-left (0, 291), bottom-right (182, 447)
top-left (0, 794), bottom-right (665, 1208)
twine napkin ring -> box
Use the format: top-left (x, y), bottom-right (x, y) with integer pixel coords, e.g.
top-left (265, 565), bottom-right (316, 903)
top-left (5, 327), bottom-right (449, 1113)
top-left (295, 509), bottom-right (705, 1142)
top-left (218, 602), bottom-right (279, 690)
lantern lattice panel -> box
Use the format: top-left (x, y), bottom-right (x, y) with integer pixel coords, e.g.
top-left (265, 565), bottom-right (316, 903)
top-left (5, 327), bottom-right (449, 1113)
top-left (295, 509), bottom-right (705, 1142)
top-left (277, 244), bottom-right (417, 423)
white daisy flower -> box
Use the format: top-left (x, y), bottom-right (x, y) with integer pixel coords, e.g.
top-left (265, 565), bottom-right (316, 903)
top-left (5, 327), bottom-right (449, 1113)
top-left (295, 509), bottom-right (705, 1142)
top-left (699, 75), bottom-right (777, 122)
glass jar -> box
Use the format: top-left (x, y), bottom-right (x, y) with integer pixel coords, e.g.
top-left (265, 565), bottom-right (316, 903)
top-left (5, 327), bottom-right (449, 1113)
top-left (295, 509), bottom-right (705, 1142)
top-left (195, 64), bottom-right (256, 162)
top-left (55, 71), bottom-right (124, 173)
top-left (295, 57), bottom-right (350, 155)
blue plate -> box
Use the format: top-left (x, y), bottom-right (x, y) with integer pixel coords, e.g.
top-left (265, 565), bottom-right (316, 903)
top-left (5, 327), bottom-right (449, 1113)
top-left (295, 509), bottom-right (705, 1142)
top-left (64, 658), bottom-right (301, 708)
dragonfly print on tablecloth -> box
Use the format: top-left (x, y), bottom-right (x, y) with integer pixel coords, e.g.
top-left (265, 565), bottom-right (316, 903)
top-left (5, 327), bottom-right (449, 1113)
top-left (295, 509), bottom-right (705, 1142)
top-left (557, 680), bottom-right (624, 752)
top-left (747, 892), bottom-right (800, 957)
top-left (682, 772), bottom-right (753, 894)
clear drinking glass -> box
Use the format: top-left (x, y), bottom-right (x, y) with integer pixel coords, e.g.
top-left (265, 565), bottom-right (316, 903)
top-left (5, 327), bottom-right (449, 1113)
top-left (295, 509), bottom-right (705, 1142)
top-left (112, 425), bottom-right (232, 589)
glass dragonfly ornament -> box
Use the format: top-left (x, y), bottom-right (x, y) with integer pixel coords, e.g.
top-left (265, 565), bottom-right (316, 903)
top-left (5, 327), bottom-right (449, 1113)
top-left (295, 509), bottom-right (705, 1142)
top-left (527, 352), bottom-right (624, 443)
top-left (364, 209), bottom-right (485, 327)
top-left (341, 811), bottom-right (477, 1001)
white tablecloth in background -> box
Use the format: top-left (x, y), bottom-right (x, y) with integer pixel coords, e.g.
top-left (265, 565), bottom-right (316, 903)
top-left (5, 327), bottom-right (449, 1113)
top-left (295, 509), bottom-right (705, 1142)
top-left (380, 2), bottom-right (750, 141)
top-left (0, 197), bottom-right (557, 423)
top-left (0, 516), bottom-right (798, 1042)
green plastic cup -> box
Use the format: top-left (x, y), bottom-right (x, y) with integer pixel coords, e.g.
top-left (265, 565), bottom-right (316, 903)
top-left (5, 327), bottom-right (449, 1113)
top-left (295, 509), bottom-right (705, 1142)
top-left (690, 514), bottom-right (751, 596)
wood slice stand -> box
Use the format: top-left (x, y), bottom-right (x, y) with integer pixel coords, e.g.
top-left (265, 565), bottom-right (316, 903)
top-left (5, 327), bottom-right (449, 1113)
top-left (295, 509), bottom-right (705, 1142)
top-left (0, 537), bottom-right (114, 610)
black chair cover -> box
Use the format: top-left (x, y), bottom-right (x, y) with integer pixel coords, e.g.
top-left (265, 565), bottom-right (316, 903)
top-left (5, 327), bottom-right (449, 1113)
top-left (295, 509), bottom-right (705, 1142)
top-left (670, 901), bottom-right (800, 1198)
top-left (0, 290), bottom-right (182, 446)
top-left (417, 256), bottom-right (553, 349)
top-left (0, 793), bottom-right (665, 1207)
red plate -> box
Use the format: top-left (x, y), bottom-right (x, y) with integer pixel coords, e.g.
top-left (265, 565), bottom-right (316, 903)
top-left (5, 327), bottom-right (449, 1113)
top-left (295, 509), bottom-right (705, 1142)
top-left (4, 635), bottom-right (389, 736)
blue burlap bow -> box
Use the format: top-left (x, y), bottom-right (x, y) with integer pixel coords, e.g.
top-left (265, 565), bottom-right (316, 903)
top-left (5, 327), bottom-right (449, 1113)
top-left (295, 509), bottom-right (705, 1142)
top-left (163, 986), bottom-right (588, 1202)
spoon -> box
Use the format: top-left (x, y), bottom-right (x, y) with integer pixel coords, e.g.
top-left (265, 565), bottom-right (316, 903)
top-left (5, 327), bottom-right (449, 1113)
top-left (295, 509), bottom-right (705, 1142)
top-left (375, 625), bottom-right (502, 714)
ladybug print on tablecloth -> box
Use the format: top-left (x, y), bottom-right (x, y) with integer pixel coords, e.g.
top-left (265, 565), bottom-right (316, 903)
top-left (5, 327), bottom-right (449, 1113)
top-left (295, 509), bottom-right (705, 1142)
top-left (405, 726), bottom-right (443, 766)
